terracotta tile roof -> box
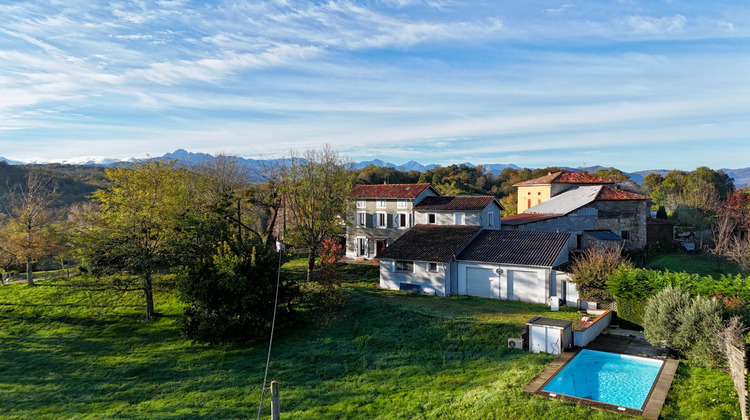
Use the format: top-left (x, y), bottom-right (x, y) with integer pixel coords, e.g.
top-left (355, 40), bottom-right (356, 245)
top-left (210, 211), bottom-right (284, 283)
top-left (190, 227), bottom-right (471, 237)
top-left (377, 225), bottom-right (482, 262)
top-left (457, 230), bottom-right (570, 267)
top-left (523, 185), bottom-right (650, 216)
top-left (349, 183), bottom-right (435, 199)
top-left (414, 196), bottom-right (500, 211)
top-left (501, 213), bottom-right (562, 226)
top-left (595, 185), bottom-right (650, 201)
top-left (513, 171), bottom-right (617, 187)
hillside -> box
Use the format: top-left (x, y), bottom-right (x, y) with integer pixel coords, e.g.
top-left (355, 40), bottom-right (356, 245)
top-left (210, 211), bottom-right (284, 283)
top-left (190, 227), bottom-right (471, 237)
top-left (0, 162), bottom-right (105, 210)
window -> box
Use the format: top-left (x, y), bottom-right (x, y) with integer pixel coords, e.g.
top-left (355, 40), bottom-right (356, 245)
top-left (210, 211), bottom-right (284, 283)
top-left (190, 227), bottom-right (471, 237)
top-left (356, 200), bottom-right (366, 209)
top-left (527, 199), bottom-right (532, 208)
top-left (357, 211), bottom-right (367, 227)
top-left (355, 237), bottom-right (368, 257)
top-left (538, 192), bottom-right (541, 195)
top-left (455, 213), bottom-right (465, 225)
top-left (376, 199), bottom-right (386, 209)
top-left (487, 212), bottom-right (493, 227)
top-left (395, 260), bottom-right (413, 272)
top-left (537, 199), bottom-right (542, 205)
top-left (397, 200), bottom-right (407, 209)
top-left (396, 212), bottom-right (409, 228)
top-left (428, 262), bottom-right (438, 272)
top-left (376, 212), bottom-right (388, 228)
top-left (621, 230), bottom-right (631, 240)
top-left (527, 192), bottom-right (531, 195)
top-left (428, 213), bottom-right (437, 224)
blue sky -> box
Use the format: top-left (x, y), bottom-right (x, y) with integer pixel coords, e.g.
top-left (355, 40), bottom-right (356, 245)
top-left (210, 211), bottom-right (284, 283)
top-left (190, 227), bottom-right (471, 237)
top-left (1, 1), bottom-right (749, 171)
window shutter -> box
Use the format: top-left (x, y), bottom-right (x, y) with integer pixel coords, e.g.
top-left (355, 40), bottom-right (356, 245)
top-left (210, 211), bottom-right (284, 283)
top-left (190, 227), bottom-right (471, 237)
top-left (407, 213), bottom-right (411, 227)
top-left (372, 213), bottom-right (377, 227)
top-left (364, 238), bottom-right (369, 256)
top-left (393, 214), bottom-right (399, 227)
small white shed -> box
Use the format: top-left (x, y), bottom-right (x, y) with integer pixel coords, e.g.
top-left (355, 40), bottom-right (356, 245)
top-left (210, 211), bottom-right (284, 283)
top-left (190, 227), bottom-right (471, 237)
top-left (526, 317), bottom-right (573, 355)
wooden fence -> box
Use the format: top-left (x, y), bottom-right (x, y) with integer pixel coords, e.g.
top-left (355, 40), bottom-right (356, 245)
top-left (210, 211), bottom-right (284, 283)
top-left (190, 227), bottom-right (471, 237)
top-left (724, 337), bottom-right (747, 420)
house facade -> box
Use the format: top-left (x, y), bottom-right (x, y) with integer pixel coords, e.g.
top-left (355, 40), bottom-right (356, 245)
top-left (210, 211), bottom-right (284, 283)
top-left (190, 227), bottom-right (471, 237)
top-left (413, 196), bottom-right (503, 229)
top-left (346, 183), bottom-right (439, 260)
top-left (346, 183), bottom-right (502, 259)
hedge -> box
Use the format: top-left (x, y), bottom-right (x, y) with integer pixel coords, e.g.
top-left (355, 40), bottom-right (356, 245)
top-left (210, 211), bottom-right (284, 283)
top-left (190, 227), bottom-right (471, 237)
top-left (607, 267), bottom-right (750, 326)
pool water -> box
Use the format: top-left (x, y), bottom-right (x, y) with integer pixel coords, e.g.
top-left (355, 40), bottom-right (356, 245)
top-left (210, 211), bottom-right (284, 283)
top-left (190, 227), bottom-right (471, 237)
top-left (542, 349), bottom-right (664, 409)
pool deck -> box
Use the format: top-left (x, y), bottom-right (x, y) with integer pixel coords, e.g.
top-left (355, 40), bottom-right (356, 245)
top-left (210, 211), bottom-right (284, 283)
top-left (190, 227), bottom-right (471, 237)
top-left (524, 331), bottom-right (679, 419)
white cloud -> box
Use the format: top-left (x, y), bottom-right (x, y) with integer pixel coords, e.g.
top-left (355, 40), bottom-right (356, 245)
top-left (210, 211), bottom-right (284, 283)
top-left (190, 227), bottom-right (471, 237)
top-left (624, 14), bottom-right (687, 35)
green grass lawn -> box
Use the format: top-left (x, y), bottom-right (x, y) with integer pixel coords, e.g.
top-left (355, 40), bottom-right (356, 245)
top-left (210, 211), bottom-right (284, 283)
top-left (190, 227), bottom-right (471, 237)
top-left (645, 253), bottom-right (741, 277)
top-left (0, 262), bottom-right (741, 419)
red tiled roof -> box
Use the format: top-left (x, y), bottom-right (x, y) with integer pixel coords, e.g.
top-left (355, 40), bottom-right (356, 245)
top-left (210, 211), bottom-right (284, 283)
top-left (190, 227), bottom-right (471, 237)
top-left (414, 196), bottom-right (499, 211)
top-left (513, 171), bottom-right (617, 187)
top-left (349, 183), bottom-right (435, 199)
top-left (595, 185), bottom-right (650, 201)
top-left (501, 213), bottom-right (562, 226)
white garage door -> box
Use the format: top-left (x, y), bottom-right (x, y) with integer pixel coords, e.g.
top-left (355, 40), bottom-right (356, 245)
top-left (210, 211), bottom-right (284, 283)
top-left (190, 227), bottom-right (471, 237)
top-left (466, 267), bottom-right (494, 298)
top-left (509, 270), bottom-right (538, 303)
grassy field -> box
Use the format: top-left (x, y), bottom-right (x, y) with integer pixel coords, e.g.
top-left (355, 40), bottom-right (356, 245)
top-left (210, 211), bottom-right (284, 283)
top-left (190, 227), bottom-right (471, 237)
top-left (0, 261), bottom-right (741, 419)
top-left (645, 253), bottom-right (741, 277)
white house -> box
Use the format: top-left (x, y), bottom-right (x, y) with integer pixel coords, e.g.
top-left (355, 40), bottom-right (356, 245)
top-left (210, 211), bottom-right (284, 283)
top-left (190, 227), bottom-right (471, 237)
top-left (346, 183), bottom-right (503, 259)
top-left (378, 225), bottom-right (577, 305)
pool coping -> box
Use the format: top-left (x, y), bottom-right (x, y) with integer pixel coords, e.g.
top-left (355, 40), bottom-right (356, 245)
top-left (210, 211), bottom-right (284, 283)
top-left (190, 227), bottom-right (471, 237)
top-left (523, 348), bottom-right (679, 419)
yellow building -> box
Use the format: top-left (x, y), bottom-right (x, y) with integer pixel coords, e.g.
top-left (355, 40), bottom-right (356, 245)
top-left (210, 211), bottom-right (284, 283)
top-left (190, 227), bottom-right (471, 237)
top-left (514, 171), bottom-right (617, 214)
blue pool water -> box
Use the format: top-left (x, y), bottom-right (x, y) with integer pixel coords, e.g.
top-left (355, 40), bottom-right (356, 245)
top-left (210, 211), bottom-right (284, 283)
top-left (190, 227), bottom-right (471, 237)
top-left (542, 349), bottom-right (664, 409)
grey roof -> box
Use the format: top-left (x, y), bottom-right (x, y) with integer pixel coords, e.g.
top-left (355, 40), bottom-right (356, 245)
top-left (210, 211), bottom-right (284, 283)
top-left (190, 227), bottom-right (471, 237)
top-left (585, 230), bottom-right (623, 241)
top-left (377, 225), bottom-right (482, 263)
top-left (526, 317), bottom-right (572, 328)
top-left (524, 185), bottom-right (601, 215)
top-left (457, 230), bottom-right (570, 267)
top-left (415, 195), bottom-right (501, 211)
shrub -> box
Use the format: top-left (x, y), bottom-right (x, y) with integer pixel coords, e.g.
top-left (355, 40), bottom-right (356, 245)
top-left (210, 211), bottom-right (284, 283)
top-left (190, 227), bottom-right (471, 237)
top-left (177, 241), bottom-right (296, 343)
top-left (317, 237), bottom-right (344, 291)
top-left (643, 285), bottom-right (691, 348)
top-left (673, 296), bottom-right (723, 367)
top-left (570, 246), bottom-right (630, 302)
top-left (643, 285), bottom-right (723, 367)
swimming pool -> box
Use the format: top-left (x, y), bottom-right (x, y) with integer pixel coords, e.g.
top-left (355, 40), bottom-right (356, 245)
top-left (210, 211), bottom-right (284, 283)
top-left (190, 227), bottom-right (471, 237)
top-left (542, 349), bottom-right (664, 409)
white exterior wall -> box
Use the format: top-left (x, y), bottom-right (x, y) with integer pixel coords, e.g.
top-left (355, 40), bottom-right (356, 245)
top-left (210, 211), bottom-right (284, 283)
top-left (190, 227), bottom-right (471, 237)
top-left (379, 259), bottom-right (449, 296)
top-left (456, 262), bottom-right (552, 304)
top-left (479, 206), bottom-right (501, 230)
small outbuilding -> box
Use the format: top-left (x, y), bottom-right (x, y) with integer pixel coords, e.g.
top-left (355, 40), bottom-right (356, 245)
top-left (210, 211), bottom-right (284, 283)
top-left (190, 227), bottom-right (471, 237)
top-left (526, 317), bottom-right (573, 355)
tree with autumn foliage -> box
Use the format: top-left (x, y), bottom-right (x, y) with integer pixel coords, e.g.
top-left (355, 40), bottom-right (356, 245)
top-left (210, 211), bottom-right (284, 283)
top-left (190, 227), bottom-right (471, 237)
top-left (77, 160), bottom-right (195, 320)
top-left (0, 170), bottom-right (61, 285)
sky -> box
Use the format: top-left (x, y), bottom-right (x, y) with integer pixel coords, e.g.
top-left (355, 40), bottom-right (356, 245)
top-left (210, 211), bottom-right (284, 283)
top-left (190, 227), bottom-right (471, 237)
top-left (1, 1), bottom-right (749, 171)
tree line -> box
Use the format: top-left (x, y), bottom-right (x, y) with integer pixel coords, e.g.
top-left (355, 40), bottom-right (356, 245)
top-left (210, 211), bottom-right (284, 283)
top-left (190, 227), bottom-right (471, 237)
top-left (0, 146), bottom-right (353, 344)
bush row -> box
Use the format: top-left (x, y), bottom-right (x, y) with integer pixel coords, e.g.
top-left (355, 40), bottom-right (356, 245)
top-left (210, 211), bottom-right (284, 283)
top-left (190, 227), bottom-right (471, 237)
top-left (607, 268), bottom-right (750, 326)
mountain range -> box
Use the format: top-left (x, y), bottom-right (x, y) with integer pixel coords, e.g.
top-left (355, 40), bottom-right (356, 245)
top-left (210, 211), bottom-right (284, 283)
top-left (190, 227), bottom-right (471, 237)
top-left (1, 149), bottom-right (748, 188)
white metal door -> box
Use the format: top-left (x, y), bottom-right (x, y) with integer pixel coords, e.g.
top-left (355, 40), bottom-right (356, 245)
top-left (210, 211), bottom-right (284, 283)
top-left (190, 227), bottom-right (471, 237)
top-left (466, 267), bottom-right (494, 298)
top-left (546, 328), bottom-right (561, 355)
top-left (530, 326), bottom-right (545, 353)
top-left (509, 270), bottom-right (537, 303)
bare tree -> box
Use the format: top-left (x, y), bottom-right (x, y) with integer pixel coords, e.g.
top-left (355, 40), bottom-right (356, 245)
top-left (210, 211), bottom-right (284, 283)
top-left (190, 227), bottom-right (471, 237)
top-left (278, 145), bottom-right (354, 282)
